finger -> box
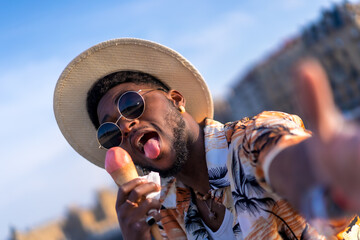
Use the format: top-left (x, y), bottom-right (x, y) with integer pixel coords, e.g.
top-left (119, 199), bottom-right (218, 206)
top-left (126, 199), bottom-right (162, 225)
top-left (120, 200), bottom-right (162, 234)
top-left (127, 182), bottom-right (161, 203)
top-left (293, 58), bottom-right (343, 141)
top-left (116, 194), bottom-right (138, 218)
top-left (116, 178), bottom-right (148, 207)
top-left (136, 198), bottom-right (162, 220)
top-left (119, 198), bottom-right (161, 223)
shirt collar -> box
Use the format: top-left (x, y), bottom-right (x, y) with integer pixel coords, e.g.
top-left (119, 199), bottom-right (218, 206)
top-left (203, 119), bottom-right (231, 190)
top-left (160, 118), bottom-right (231, 208)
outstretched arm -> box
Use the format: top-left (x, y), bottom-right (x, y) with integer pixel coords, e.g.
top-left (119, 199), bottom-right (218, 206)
top-left (267, 58), bottom-right (360, 214)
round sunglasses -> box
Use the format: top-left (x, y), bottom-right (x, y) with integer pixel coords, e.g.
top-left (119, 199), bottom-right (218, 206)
top-left (96, 88), bottom-right (165, 149)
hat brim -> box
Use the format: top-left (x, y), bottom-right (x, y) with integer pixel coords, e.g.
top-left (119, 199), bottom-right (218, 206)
top-left (53, 38), bottom-right (213, 168)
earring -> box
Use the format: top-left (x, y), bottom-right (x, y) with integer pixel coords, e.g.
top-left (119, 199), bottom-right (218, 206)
top-left (179, 106), bottom-right (186, 113)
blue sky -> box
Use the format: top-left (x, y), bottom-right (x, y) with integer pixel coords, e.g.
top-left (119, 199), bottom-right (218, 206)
top-left (0, 0), bottom-right (356, 238)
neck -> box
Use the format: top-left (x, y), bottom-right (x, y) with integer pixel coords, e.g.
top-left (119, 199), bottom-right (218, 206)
top-left (175, 116), bottom-right (210, 194)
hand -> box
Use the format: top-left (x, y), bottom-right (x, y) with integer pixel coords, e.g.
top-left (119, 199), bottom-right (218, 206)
top-left (294, 58), bottom-right (360, 212)
top-left (115, 178), bottom-right (162, 240)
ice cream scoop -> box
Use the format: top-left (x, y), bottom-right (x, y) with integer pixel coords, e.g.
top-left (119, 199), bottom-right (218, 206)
top-left (105, 146), bottom-right (138, 186)
top-left (105, 147), bottom-right (162, 240)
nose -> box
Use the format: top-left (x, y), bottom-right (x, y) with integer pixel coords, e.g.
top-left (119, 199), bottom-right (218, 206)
top-left (117, 118), bottom-right (139, 138)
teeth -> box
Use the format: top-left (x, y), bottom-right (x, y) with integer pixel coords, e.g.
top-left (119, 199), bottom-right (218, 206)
top-left (137, 132), bottom-right (158, 154)
top-left (137, 141), bottom-right (144, 152)
top-left (138, 135), bottom-right (146, 153)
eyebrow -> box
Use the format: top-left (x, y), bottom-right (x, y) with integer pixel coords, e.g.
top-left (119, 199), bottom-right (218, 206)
top-left (114, 89), bottom-right (130, 105)
top-left (100, 114), bottom-right (111, 124)
top-left (114, 92), bottom-right (123, 105)
top-left (99, 90), bottom-right (127, 124)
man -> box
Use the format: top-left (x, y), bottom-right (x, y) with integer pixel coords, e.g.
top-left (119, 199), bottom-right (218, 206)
top-left (54, 38), bottom-right (360, 239)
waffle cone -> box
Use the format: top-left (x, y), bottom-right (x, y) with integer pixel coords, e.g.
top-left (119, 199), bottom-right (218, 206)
top-left (110, 163), bottom-right (138, 186)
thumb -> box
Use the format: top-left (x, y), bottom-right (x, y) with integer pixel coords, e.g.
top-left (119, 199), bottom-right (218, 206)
top-left (293, 58), bottom-right (343, 141)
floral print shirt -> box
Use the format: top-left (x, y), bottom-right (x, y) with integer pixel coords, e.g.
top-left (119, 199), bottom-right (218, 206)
top-left (158, 111), bottom-right (360, 240)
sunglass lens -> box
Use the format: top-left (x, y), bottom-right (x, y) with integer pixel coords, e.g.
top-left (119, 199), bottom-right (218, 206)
top-left (118, 92), bottom-right (145, 119)
top-left (97, 123), bottom-right (122, 149)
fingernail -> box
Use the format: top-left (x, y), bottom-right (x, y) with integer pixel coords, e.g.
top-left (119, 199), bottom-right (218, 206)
top-left (154, 183), bottom-right (161, 190)
top-left (138, 178), bottom-right (147, 183)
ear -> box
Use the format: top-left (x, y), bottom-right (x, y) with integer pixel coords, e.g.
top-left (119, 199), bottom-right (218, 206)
top-left (168, 90), bottom-right (186, 108)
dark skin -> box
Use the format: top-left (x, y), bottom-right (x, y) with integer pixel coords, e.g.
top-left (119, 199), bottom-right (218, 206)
top-left (265, 59), bottom-right (360, 235)
top-left (97, 82), bottom-right (225, 240)
top-left (269, 59), bottom-right (360, 212)
top-left (273, 59), bottom-right (360, 236)
top-left (97, 60), bottom-right (360, 239)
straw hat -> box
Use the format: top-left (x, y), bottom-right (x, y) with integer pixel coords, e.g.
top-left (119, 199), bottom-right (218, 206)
top-left (53, 38), bottom-right (213, 168)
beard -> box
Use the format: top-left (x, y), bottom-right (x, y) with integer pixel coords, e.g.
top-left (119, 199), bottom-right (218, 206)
top-left (142, 105), bottom-right (189, 178)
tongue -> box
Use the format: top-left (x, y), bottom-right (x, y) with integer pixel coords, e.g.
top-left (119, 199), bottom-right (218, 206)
top-left (144, 137), bottom-right (160, 159)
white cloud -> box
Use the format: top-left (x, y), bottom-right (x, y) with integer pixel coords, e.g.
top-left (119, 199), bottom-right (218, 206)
top-left (177, 10), bottom-right (255, 48)
top-left (0, 58), bottom-right (69, 188)
top-left (169, 10), bottom-right (256, 97)
top-left (0, 57), bottom-right (114, 237)
top-left (279, 0), bottom-right (305, 10)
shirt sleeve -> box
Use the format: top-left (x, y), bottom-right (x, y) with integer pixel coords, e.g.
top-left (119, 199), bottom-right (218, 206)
top-left (242, 111), bottom-right (311, 191)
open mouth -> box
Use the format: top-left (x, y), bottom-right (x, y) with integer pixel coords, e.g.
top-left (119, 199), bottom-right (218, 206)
top-left (138, 132), bottom-right (161, 159)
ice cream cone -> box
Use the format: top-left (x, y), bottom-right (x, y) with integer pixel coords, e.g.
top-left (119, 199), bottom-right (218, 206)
top-left (105, 147), bottom-right (163, 240)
